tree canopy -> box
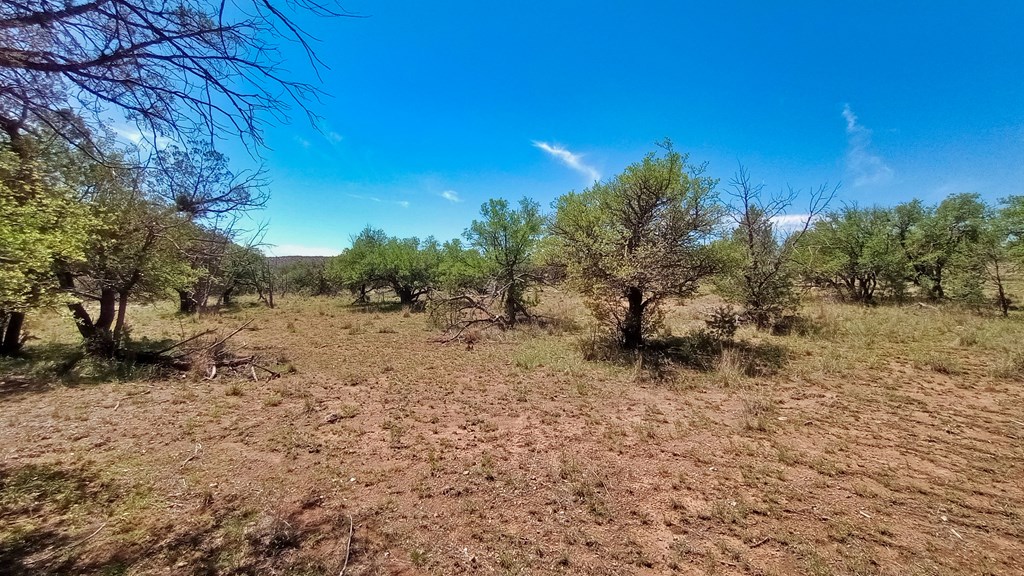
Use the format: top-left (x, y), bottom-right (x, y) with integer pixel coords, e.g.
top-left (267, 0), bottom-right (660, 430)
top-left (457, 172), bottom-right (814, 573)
top-left (551, 142), bottom-right (722, 348)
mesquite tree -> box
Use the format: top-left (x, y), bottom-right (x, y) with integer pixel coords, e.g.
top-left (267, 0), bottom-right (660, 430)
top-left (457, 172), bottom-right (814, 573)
top-left (0, 0), bottom-right (350, 149)
top-left (0, 136), bottom-right (92, 355)
top-left (551, 142), bottom-right (723, 349)
top-left (717, 166), bottom-right (835, 329)
top-left (463, 198), bottom-right (545, 327)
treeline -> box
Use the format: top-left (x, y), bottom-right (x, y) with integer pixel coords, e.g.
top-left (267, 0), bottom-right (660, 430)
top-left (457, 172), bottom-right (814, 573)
top-left (6, 134), bottom-right (1024, 358)
top-left (796, 195), bottom-right (1023, 312)
top-left (0, 126), bottom-right (274, 356)
top-left (280, 142), bottom-right (1024, 351)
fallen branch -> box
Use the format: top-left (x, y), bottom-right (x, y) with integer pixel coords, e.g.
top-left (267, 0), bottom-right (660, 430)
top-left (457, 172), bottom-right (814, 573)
top-left (155, 329), bottom-right (215, 355)
top-left (203, 319), bottom-right (255, 352)
top-left (25, 522), bottom-right (107, 565)
top-left (339, 514), bottom-right (354, 576)
top-left (253, 364), bottom-right (282, 379)
top-left (215, 356), bottom-right (256, 367)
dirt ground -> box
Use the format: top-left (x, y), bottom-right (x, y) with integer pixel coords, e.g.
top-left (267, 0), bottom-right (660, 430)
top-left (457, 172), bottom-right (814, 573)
top-left (1, 294), bottom-right (1023, 575)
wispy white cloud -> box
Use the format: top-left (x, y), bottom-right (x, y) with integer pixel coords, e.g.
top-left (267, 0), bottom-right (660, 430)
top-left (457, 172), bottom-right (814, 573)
top-left (532, 141), bottom-right (600, 182)
top-left (842, 104), bottom-right (893, 187)
top-left (345, 193), bottom-right (410, 208)
top-left (109, 125), bottom-right (172, 149)
top-left (265, 244), bottom-right (340, 257)
top-left (294, 136), bottom-right (311, 149)
top-left (440, 190), bottom-right (461, 203)
top-left (771, 213), bottom-right (815, 234)
top-left (326, 131), bottom-right (344, 143)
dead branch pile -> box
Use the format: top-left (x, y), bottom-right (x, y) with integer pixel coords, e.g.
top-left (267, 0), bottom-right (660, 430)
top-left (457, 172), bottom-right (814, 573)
top-left (135, 319), bottom-right (282, 381)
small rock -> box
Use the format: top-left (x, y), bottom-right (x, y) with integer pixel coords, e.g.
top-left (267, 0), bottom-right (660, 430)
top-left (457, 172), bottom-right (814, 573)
top-left (325, 413), bottom-right (340, 423)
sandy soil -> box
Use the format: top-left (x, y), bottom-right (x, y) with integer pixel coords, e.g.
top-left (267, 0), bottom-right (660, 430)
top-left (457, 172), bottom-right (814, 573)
top-left (1, 296), bottom-right (1022, 575)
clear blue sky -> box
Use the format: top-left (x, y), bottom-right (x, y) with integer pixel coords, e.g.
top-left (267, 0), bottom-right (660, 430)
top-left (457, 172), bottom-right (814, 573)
top-left (224, 1), bottom-right (1024, 256)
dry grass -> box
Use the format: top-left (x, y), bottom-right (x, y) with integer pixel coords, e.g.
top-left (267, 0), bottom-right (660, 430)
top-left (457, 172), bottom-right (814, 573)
top-left (1, 292), bottom-right (1023, 575)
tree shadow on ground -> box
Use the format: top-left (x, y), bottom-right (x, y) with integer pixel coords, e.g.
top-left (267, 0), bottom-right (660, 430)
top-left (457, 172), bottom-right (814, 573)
top-left (0, 460), bottom-right (352, 576)
top-left (582, 330), bottom-right (788, 380)
top-left (0, 338), bottom-right (177, 400)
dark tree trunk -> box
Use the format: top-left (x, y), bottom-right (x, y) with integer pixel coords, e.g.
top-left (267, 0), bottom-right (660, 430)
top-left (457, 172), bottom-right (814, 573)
top-left (622, 287), bottom-right (645, 349)
top-left (396, 286), bottom-right (416, 306)
top-left (504, 293), bottom-right (518, 328)
top-left (178, 290), bottom-right (198, 313)
top-left (930, 268), bottom-right (944, 300)
top-left (113, 291), bottom-right (129, 344)
top-left (995, 269), bottom-right (1010, 317)
top-left (354, 284), bottom-right (368, 304)
top-left (222, 287), bottom-right (233, 306)
top-left (82, 288), bottom-right (118, 356)
top-left (0, 311), bottom-right (25, 356)
top-left (95, 288), bottom-right (116, 330)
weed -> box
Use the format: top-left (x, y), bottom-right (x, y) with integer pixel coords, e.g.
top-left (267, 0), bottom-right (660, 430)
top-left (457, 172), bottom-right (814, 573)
top-left (741, 389), bottom-right (777, 432)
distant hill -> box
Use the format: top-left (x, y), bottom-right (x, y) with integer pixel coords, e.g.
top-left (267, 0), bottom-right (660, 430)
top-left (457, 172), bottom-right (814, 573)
top-left (266, 255), bottom-right (329, 270)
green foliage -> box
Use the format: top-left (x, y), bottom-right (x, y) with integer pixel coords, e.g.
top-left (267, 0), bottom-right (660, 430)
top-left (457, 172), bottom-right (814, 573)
top-left (796, 206), bottom-right (909, 302)
top-left (897, 193), bottom-right (985, 300)
top-left (435, 239), bottom-right (490, 293)
top-left (551, 142), bottom-right (723, 348)
top-left (326, 227), bottom-right (440, 304)
top-left (463, 197), bottom-right (545, 325)
top-left (0, 146), bottom-right (92, 313)
top-left (276, 259), bottom-right (335, 296)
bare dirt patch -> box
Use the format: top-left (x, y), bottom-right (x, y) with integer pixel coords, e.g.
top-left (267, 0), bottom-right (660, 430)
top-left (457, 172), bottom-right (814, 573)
top-left (2, 295), bottom-right (1023, 575)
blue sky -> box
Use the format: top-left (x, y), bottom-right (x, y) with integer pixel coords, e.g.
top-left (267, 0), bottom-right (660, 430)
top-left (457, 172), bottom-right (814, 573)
top-left (219, 1), bottom-right (1023, 255)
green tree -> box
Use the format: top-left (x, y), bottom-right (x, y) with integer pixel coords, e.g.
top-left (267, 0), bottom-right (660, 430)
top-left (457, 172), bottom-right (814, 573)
top-left (326, 228), bottom-right (440, 306)
top-left (464, 198), bottom-right (545, 327)
top-left (899, 193), bottom-right (986, 300)
top-left (550, 143), bottom-right (722, 349)
top-left (717, 166), bottom-right (835, 329)
top-left (796, 206), bottom-right (908, 303)
top-left (277, 259), bottom-right (335, 297)
top-left (58, 160), bottom-right (198, 353)
top-left (0, 143), bottom-right (92, 354)
top-left (435, 239), bottom-right (490, 294)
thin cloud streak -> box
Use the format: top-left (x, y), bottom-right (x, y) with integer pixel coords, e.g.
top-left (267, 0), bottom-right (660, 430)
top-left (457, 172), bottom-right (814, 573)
top-left (771, 213), bottom-right (815, 234)
top-left (533, 141), bottom-right (600, 183)
top-left (345, 193), bottom-right (410, 208)
top-left (842, 104), bottom-right (893, 187)
top-left (440, 190), bottom-right (461, 203)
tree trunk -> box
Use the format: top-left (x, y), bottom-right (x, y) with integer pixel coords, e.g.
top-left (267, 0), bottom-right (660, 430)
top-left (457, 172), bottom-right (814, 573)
top-left (0, 311), bottom-right (25, 356)
top-left (113, 291), bottom-right (129, 344)
top-left (396, 286), bottom-right (416, 306)
top-left (84, 288), bottom-right (118, 356)
top-left (178, 290), bottom-right (198, 314)
top-left (222, 286), bottom-right (233, 306)
top-left (96, 288), bottom-right (117, 331)
top-left (995, 266), bottom-right (1010, 317)
top-left (931, 268), bottom-right (945, 300)
top-left (622, 287), bottom-right (645, 349)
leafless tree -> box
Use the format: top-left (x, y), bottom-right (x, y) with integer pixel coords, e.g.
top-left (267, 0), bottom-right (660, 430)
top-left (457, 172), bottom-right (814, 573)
top-left (721, 165), bottom-right (836, 328)
top-left (0, 0), bottom-right (353, 149)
